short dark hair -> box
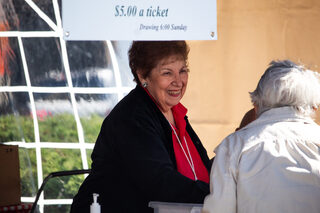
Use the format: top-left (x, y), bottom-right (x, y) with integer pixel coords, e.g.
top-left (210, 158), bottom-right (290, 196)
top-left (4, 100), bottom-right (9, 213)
top-left (128, 41), bottom-right (190, 85)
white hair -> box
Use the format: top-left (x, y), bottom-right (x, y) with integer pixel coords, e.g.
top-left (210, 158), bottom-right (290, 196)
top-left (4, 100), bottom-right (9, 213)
top-left (250, 60), bottom-right (320, 117)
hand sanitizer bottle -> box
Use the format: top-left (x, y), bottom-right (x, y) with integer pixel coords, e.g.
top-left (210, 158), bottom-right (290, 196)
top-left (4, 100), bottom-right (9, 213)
top-left (90, 193), bottom-right (101, 213)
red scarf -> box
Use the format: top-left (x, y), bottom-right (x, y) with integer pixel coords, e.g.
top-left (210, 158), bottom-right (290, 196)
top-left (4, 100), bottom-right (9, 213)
top-left (171, 103), bottom-right (209, 183)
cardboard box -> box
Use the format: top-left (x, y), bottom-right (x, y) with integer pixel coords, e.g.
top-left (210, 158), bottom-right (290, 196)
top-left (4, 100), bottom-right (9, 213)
top-left (0, 145), bottom-right (21, 207)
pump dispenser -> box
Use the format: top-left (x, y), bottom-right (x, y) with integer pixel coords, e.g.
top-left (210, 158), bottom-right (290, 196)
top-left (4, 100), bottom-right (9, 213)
top-left (90, 193), bottom-right (101, 213)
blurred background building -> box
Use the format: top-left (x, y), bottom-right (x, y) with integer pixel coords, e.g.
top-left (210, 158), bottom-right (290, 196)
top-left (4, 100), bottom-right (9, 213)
top-left (1, 0), bottom-right (320, 212)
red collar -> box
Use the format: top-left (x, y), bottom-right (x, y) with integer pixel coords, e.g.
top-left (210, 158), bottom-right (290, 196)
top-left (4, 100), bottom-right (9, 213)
top-left (172, 103), bottom-right (188, 138)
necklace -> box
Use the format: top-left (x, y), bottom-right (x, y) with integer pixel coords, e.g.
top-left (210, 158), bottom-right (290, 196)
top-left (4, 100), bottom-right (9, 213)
top-left (169, 123), bottom-right (198, 181)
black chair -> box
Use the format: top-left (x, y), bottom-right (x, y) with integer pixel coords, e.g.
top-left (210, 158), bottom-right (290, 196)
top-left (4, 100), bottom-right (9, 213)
top-left (30, 169), bottom-right (91, 213)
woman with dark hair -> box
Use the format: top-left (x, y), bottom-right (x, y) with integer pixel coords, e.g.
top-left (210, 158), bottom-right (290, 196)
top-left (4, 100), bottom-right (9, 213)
top-left (71, 41), bottom-right (211, 213)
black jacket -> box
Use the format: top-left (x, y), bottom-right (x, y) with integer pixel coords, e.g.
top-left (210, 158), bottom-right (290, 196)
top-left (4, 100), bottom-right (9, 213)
top-left (71, 85), bottom-right (212, 213)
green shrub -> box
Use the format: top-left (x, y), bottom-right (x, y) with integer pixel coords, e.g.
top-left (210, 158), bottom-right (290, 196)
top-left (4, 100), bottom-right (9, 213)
top-left (41, 149), bottom-right (84, 199)
top-left (0, 113), bottom-right (103, 143)
top-left (38, 114), bottom-right (78, 142)
top-left (0, 115), bottom-right (34, 142)
top-left (80, 114), bottom-right (103, 143)
top-left (0, 113), bottom-right (104, 200)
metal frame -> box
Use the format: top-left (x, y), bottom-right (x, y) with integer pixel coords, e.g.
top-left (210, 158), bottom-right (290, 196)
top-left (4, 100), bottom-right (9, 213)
top-left (30, 169), bottom-right (91, 213)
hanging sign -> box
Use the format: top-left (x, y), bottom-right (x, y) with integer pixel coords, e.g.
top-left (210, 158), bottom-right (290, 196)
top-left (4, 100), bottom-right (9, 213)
top-left (62, 0), bottom-right (217, 40)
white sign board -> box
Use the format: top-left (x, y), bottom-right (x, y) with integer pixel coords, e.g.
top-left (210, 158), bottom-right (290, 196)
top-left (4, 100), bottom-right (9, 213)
top-left (62, 0), bottom-right (217, 40)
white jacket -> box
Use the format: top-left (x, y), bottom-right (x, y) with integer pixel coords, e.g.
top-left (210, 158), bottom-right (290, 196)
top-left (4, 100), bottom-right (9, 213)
top-left (202, 107), bottom-right (320, 213)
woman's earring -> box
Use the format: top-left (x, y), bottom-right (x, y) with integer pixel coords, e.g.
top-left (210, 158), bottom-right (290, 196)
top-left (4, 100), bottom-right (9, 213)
top-left (142, 82), bottom-right (148, 88)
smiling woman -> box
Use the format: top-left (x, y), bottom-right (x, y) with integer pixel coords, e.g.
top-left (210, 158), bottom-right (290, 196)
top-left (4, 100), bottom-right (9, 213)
top-left (138, 55), bottom-right (189, 122)
top-left (71, 41), bottom-right (212, 213)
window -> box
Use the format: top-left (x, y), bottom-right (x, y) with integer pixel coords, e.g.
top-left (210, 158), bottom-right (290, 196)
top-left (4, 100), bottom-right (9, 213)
top-left (0, 1), bottom-right (134, 212)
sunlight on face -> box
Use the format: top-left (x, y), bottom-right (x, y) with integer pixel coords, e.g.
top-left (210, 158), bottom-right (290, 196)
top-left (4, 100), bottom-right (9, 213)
top-left (140, 55), bottom-right (189, 113)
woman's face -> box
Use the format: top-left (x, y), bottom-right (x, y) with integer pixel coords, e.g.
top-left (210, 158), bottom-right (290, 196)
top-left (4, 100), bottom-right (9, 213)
top-left (139, 55), bottom-right (189, 113)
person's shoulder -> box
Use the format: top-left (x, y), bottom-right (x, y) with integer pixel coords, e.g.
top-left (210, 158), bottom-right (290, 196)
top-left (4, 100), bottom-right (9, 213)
top-left (109, 86), bottom-right (142, 112)
top-left (215, 131), bottom-right (244, 154)
top-left (107, 86), bottom-right (161, 123)
top-left (215, 123), bottom-right (265, 156)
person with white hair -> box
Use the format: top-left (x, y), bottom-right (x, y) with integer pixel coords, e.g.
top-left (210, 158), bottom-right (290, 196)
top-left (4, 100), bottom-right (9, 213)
top-left (202, 60), bottom-right (320, 213)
